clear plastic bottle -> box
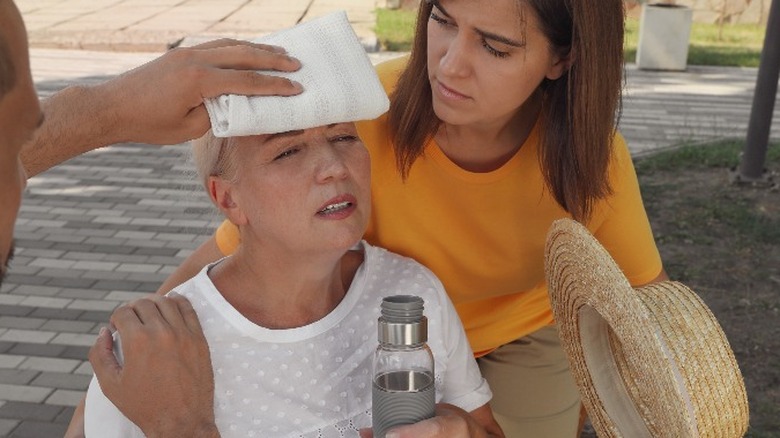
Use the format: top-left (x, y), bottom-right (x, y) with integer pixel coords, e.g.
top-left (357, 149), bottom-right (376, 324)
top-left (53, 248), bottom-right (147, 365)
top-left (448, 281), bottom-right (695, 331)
top-left (372, 295), bottom-right (435, 438)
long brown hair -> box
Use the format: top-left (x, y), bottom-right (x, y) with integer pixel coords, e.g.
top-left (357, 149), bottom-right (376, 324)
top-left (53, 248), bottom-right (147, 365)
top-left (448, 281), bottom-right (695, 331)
top-left (387, 0), bottom-right (625, 222)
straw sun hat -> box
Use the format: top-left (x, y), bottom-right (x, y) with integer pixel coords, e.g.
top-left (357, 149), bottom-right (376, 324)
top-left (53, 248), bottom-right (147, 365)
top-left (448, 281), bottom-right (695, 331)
top-left (544, 219), bottom-right (749, 437)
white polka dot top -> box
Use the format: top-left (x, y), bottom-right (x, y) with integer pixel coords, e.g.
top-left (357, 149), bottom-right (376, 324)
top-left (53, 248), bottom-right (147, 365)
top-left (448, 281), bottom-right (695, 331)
top-left (84, 240), bottom-right (492, 437)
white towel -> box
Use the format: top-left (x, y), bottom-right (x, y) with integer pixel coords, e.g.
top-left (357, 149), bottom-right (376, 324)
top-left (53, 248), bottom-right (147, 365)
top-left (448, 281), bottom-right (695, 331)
top-left (204, 11), bottom-right (390, 137)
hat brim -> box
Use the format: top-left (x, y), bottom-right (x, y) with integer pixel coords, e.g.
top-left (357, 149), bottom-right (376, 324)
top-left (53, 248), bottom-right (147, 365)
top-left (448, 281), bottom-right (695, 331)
top-left (544, 219), bottom-right (748, 437)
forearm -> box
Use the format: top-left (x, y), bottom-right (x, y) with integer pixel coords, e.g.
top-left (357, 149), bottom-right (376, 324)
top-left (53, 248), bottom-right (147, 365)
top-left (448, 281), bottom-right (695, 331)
top-left (63, 397), bottom-right (86, 438)
top-left (23, 83), bottom-right (121, 177)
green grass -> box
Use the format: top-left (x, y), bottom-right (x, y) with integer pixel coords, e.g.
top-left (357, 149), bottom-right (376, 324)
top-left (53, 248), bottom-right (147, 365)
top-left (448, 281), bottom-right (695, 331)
top-left (636, 140), bottom-right (780, 246)
top-left (634, 139), bottom-right (780, 173)
top-left (375, 8), bottom-right (768, 67)
top-left (625, 18), bottom-right (767, 67)
top-left (375, 8), bottom-right (417, 51)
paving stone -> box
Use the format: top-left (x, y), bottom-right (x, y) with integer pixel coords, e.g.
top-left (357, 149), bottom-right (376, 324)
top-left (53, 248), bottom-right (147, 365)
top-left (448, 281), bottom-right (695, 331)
top-left (37, 270), bottom-right (88, 282)
top-left (6, 419), bottom-right (68, 437)
top-left (53, 406), bottom-right (77, 424)
top-left (15, 249), bottom-right (64, 259)
top-left (0, 401), bottom-right (64, 421)
top-left (0, 419), bottom-right (19, 436)
top-left (0, 384), bottom-right (53, 403)
top-left (56, 288), bottom-right (106, 300)
top-left (0, 354), bottom-right (26, 368)
top-left (17, 357), bottom-right (81, 373)
top-left (50, 333), bottom-right (96, 348)
top-left (28, 308), bottom-right (82, 320)
top-left (2, 274), bottom-right (48, 286)
top-left (0, 330), bottom-right (57, 344)
top-left (77, 311), bottom-right (113, 324)
top-left (9, 285), bottom-right (63, 298)
top-left (104, 254), bottom-right (150, 264)
top-left (62, 251), bottom-right (106, 261)
top-left (1, 265), bottom-right (41, 276)
top-left (70, 261), bottom-right (119, 271)
top-left (30, 251), bottom-right (76, 269)
top-left (59, 346), bottom-right (90, 361)
top-left (91, 280), bottom-right (139, 291)
top-left (0, 370), bottom-right (39, 386)
top-left (0, 306), bottom-right (34, 317)
top-left (45, 277), bottom-right (97, 289)
top-left (87, 244), bottom-right (136, 255)
top-left (50, 242), bottom-right (95, 252)
top-left (134, 247), bottom-right (179, 257)
top-left (66, 299), bottom-right (119, 312)
top-left (31, 373), bottom-right (91, 391)
top-left (79, 270), bottom-right (129, 281)
top-left (104, 291), bottom-right (150, 302)
top-left (0, 296), bottom-right (25, 306)
top-left (0, 317), bottom-right (46, 330)
top-left (40, 320), bottom-right (95, 334)
top-left (18, 296), bottom-right (72, 309)
top-left (8, 343), bottom-right (67, 359)
top-left (0, 341), bottom-right (14, 354)
top-left (114, 230), bottom-right (156, 240)
top-left (72, 362), bottom-right (93, 376)
top-left (45, 234), bottom-right (88, 244)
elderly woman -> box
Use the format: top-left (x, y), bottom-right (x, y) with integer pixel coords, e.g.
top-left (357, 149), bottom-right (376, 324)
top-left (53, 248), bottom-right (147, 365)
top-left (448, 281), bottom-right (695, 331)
top-left (82, 122), bottom-right (503, 436)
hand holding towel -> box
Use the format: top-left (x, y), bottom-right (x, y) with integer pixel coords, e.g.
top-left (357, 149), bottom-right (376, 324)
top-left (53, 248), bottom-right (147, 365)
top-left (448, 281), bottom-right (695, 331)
top-left (204, 11), bottom-right (390, 137)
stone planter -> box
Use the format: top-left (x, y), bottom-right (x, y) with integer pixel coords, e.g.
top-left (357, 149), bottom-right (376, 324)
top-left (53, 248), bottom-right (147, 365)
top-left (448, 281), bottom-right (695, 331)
top-left (636, 3), bottom-right (693, 71)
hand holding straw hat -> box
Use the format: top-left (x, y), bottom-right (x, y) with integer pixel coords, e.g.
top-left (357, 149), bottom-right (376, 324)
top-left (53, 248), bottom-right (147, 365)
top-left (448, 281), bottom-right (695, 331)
top-left (544, 218), bottom-right (749, 437)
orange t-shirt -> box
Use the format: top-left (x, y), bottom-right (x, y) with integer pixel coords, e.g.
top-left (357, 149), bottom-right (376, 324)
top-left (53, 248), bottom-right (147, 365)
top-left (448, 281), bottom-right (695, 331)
top-left (215, 56), bottom-right (662, 354)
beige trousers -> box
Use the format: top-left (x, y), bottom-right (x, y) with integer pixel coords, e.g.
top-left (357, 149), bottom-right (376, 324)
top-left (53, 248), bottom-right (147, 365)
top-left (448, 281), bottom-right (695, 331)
top-left (477, 325), bottom-right (581, 438)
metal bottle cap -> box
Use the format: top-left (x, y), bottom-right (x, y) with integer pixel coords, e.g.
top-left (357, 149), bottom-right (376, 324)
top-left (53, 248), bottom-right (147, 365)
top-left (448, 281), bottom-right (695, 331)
top-left (378, 295), bottom-right (428, 346)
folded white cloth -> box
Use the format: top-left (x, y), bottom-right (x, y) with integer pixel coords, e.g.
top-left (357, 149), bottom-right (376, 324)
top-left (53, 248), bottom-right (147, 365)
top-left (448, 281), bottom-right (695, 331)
top-left (204, 11), bottom-right (390, 137)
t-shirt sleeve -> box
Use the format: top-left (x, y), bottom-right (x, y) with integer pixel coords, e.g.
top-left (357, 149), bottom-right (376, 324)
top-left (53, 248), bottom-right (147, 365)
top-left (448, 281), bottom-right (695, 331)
top-left (429, 273), bottom-right (493, 412)
top-left (215, 219), bottom-right (240, 256)
top-left (84, 335), bottom-right (145, 438)
top-left (592, 133), bottom-right (663, 285)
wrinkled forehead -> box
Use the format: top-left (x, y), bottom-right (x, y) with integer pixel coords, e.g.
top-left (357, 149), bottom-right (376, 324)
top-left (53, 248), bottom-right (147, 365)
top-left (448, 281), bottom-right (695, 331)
top-left (231, 122), bottom-right (357, 148)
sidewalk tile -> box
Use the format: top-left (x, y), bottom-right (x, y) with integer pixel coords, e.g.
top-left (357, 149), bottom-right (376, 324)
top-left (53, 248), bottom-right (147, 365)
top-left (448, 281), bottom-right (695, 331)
top-left (0, 384), bottom-right (53, 403)
top-left (31, 373), bottom-right (91, 391)
top-left (0, 401), bottom-right (64, 421)
top-left (0, 370), bottom-right (39, 386)
top-left (18, 357), bottom-right (81, 373)
top-left (18, 296), bottom-right (72, 309)
top-left (0, 419), bottom-right (19, 436)
top-left (50, 333), bottom-right (96, 348)
top-left (0, 330), bottom-right (57, 344)
top-left (0, 317), bottom-right (46, 330)
top-left (8, 343), bottom-right (67, 358)
top-left (40, 320), bottom-right (95, 334)
top-left (73, 362), bottom-right (93, 376)
top-left (0, 354), bottom-right (27, 368)
top-left (4, 419), bottom-right (67, 437)
top-left (66, 299), bottom-right (119, 312)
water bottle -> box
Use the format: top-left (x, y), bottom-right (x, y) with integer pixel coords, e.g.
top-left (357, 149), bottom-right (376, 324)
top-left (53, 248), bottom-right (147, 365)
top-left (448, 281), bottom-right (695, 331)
top-left (372, 295), bottom-right (435, 438)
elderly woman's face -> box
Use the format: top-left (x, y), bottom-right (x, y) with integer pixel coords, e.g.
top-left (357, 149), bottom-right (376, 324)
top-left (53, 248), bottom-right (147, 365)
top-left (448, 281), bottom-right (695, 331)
top-left (228, 122), bottom-right (370, 254)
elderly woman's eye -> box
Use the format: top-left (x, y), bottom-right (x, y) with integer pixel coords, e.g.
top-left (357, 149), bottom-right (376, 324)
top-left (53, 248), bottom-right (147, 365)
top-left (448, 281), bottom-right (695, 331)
top-left (331, 135), bottom-right (358, 143)
top-left (274, 147), bottom-right (300, 160)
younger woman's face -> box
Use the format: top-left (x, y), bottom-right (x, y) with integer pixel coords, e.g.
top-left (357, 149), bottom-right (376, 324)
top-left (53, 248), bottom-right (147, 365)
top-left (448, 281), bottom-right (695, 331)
top-left (226, 123), bottom-right (370, 256)
top-left (426, 0), bottom-right (567, 130)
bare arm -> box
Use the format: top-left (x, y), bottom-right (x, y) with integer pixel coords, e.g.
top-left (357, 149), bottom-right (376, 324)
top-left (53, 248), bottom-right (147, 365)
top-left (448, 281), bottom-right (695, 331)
top-left (157, 236), bottom-right (224, 294)
top-left (638, 268), bottom-right (670, 286)
top-left (22, 40), bottom-right (302, 177)
top-left (63, 397), bottom-right (86, 438)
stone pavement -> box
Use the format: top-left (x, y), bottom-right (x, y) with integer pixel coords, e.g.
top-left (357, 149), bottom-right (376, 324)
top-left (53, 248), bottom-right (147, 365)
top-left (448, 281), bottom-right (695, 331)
top-left (1, 4), bottom-right (779, 435)
top-left (17, 0), bottom-right (381, 52)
